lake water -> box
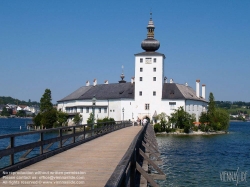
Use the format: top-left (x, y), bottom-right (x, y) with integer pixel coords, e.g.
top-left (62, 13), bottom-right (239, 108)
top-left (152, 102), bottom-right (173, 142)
top-left (157, 121), bottom-right (250, 187)
top-left (0, 119), bottom-right (249, 186)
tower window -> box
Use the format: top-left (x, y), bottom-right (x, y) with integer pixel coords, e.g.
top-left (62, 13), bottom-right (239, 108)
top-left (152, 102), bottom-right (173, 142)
top-left (154, 58), bottom-right (156, 63)
top-left (169, 102), bottom-right (176, 110)
top-left (153, 91), bottom-right (156, 96)
top-left (153, 67), bottom-right (156, 72)
top-left (139, 91), bottom-right (142, 96)
top-left (140, 68), bottom-right (143, 72)
top-left (153, 77), bottom-right (156, 81)
top-left (140, 58), bottom-right (143, 63)
top-left (145, 104), bottom-right (150, 110)
top-left (140, 77), bottom-right (143, 81)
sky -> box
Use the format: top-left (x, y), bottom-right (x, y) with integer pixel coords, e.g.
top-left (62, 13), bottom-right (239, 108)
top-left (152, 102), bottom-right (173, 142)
top-left (1, 0), bottom-right (250, 103)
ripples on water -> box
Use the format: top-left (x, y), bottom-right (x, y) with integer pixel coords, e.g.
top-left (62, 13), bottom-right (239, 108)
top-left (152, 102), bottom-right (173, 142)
top-left (0, 119), bottom-right (249, 186)
top-left (157, 122), bottom-right (250, 187)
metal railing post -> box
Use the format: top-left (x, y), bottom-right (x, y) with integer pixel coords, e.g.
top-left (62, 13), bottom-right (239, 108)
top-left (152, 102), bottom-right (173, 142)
top-left (10, 136), bottom-right (14, 165)
top-left (40, 132), bottom-right (43, 155)
top-left (130, 148), bottom-right (136, 187)
top-left (73, 127), bottom-right (75, 143)
top-left (84, 125), bottom-right (86, 139)
top-left (59, 129), bottom-right (62, 148)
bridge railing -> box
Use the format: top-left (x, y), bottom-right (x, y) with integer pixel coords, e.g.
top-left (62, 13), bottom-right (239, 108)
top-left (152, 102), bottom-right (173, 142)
top-left (105, 123), bottom-right (166, 187)
top-left (0, 120), bottom-right (132, 177)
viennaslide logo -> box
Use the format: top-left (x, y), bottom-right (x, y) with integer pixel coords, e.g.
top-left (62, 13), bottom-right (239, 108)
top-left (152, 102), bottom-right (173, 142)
top-left (220, 167), bottom-right (247, 186)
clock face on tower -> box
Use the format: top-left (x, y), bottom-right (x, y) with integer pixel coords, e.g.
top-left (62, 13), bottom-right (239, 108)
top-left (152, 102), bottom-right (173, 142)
top-left (145, 58), bottom-right (152, 64)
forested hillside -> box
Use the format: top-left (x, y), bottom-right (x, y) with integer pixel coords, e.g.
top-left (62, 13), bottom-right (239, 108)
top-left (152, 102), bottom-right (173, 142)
top-left (0, 96), bottom-right (39, 106)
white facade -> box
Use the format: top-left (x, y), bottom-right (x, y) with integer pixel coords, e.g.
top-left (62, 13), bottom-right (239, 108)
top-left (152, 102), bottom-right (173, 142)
top-left (57, 15), bottom-right (208, 125)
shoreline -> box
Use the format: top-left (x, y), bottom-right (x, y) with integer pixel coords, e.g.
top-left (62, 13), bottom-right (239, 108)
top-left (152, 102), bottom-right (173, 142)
top-left (156, 130), bottom-right (228, 136)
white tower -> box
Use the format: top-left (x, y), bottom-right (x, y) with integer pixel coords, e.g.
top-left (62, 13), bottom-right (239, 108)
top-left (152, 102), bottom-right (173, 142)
top-left (134, 13), bottom-right (165, 120)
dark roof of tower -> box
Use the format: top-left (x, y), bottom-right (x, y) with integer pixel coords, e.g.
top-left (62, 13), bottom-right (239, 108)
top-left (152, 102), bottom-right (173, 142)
top-left (141, 13), bottom-right (160, 52)
top-left (134, 51), bottom-right (165, 58)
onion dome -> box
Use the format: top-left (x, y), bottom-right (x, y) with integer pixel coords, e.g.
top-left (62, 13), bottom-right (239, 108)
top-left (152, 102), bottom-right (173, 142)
top-left (141, 13), bottom-right (160, 52)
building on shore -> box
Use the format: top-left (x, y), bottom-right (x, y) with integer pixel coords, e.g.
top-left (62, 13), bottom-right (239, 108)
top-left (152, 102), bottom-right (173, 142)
top-left (57, 14), bottom-right (208, 124)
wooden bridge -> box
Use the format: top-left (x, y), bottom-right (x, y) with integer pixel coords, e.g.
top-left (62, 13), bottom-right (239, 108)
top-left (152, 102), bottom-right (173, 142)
top-left (0, 121), bottom-right (165, 186)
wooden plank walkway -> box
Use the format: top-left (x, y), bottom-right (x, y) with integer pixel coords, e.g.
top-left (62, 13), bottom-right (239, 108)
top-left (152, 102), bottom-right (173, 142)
top-left (1, 126), bottom-right (142, 187)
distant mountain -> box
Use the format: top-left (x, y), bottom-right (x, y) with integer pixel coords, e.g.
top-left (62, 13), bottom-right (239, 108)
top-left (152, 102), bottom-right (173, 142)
top-left (0, 96), bottom-right (40, 106)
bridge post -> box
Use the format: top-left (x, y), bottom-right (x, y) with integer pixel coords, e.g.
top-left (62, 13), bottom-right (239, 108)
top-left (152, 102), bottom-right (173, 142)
top-left (130, 147), bottom-right (136, 187)
top-left (40, 132), bottom-right (44, 155)
top-left (59, 129), bottom-right (62, 148)
top-left (10, 136), bottom-right (14, 165)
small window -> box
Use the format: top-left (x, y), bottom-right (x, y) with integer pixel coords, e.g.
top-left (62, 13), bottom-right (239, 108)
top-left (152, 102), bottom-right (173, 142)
top-left (153, 77), bottom-right (156, 81)
top-left (140, 68), bottom-right (143, 72)
top-left (153, 67), bottom-right (156, 72)
top-left (104, 108), bottom-right (107, 113)
top-left (139, 91), bottom-right (142, 96)
top-left (145, 104), bottom-right (150, 110)
top-left (140, 77), bottom-right (143, 81)
top-left (140, 58), bottom-right (143, 63)
top-left (86, 107), bottom-right (89, 113)
top-left (153, 58), bottom-right (156, 63)
top-left (113, 110), bottom-right (115, 112)
top-left (153, 91), bottom-right (156, 96)
top-left (110, 110), bottom-right (112, 112)
top-left (169, 102), bottom-right (176, 110)
top-left (99, 108), bottom-right (101, 113)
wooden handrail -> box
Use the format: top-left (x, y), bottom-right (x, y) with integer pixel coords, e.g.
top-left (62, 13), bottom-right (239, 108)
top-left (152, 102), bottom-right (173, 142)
top-left (0, 121), bottom-right (132, 178)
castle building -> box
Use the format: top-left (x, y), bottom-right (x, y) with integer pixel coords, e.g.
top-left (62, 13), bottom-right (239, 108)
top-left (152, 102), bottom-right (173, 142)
top-left (57, 14), bottom-right (207, 124)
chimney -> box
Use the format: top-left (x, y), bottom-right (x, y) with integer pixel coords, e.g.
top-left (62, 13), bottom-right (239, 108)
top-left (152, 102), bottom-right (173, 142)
top-left (202, 84), bottom-right (206, 99)
top-left (131, 77), bottom-right (134, 84)
top-left (93, 79), bottom-right (97, 86)
top-left (86, 81), bottom-right (90, 86)
top-left (185, 82), bottom-right (188, 86)
top-left (196, 80), bottom-right (200, 97)
top-left (170, 78), bottom-right (174, 83)
top-left (164, 77), bottom-right (167, 83)
top-left (104, 80), bottom-right (108, 84)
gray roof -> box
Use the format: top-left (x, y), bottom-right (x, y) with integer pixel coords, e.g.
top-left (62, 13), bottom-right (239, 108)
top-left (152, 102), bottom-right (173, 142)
top-left (58, 82), bottom-right (206, 103)
top-left (162, 83), bottom-right (207, 102)
top-left (58, 86), bottom-right (93, 102)
top-left (58, 83), bottom-right (134, 102)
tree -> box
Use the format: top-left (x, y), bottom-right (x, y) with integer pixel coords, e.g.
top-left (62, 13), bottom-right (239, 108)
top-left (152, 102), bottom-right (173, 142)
top-left (40, 108), bottom-right (57, 129)
top-left (16, 110), bottom-right (26, 117)
top-left (40, 89), bottom-right (53, 112)
top-left (156, 112), bottom-right (168, 132)
top-left (200, 92), bottom-right (230, 132)
top-left (73, 113), bottom-right (82, 125)
top-left (1, 107), bottom-right (10, 117)
top-left (87, 112), bottom-right (95, 124)
top-left (34, 89), bottom-right (57, 129)
top-left (169, 106), bottom-right (195, 133)
top-left (33, 112), bottom-right (42, 127)
top-left (208, 92), bottom-right (216, 124)
top-left (56, 111), bottom-right (68, 127)
top-left (212, 108), bottom-right (230, 131)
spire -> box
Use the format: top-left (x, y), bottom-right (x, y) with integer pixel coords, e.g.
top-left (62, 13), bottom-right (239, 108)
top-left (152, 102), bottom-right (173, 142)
top-left (119, 65), bottom-right (126, 83)
top-left (147, 12), bottom-right (155, 39)
top-left (141, 12), bottom-right (160, 52)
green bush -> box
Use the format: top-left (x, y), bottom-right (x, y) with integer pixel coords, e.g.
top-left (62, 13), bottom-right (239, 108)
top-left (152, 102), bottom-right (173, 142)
top-left (154, 123), bottom-right (162, 133)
